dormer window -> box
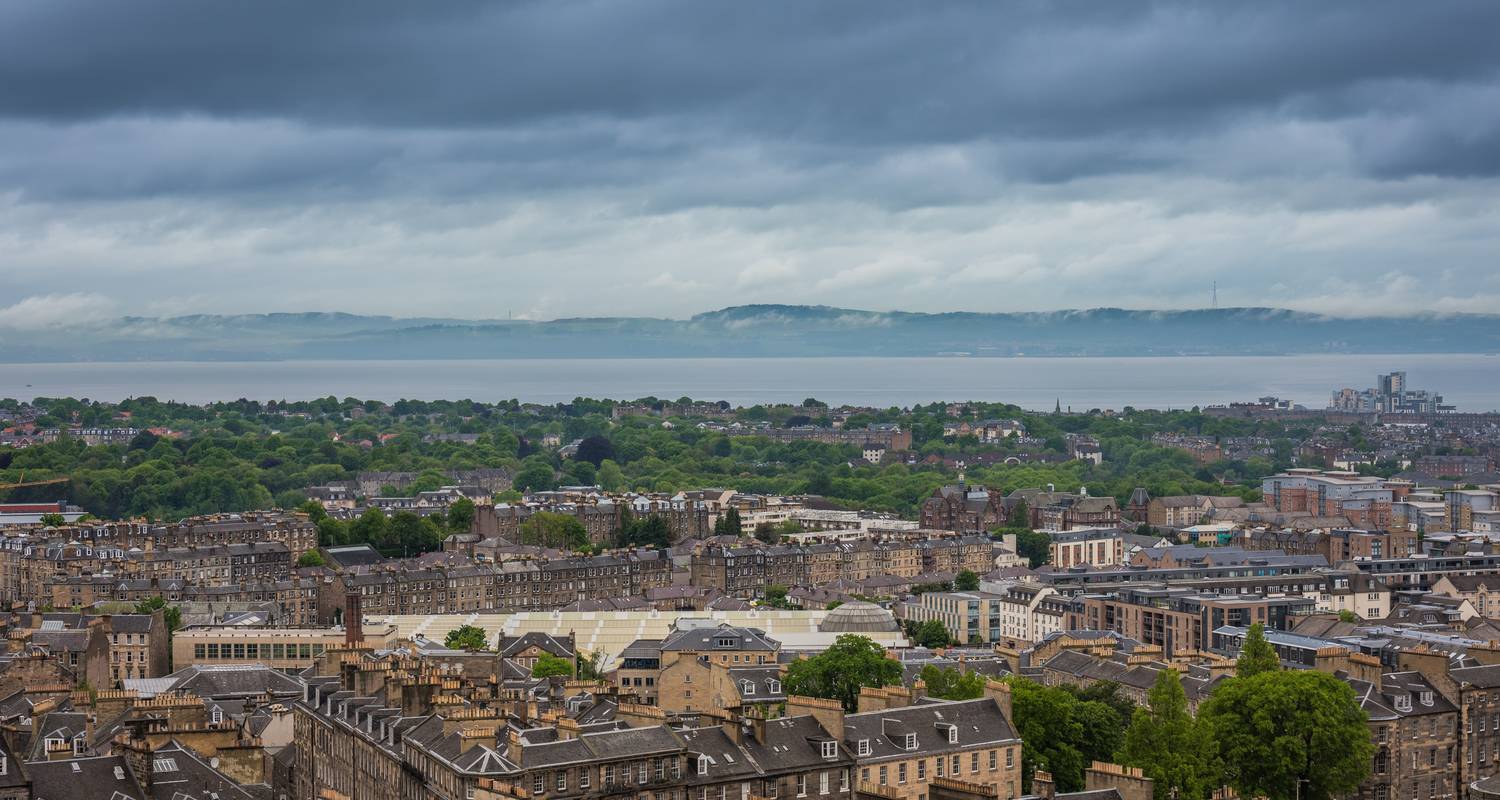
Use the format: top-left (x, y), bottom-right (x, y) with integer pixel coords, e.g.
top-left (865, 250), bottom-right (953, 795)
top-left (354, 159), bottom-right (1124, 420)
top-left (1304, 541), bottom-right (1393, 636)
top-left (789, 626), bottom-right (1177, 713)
top-left (1421, 691), bottom-right (1434, 707)
top-left (699, 756), bottom-right (710, 775)
top-left (904, 733), bottom-right (917, 751)
top-left (1395, 694), bottom-right (1412, 712)
top-left (821, 741), bottom-right (838, 759)
top-left (741, 680), bottom-right (756, 696)
top-left (856, 739), bottom-right (871, 756)
top-left (717, 638), bottom-right (736, 648)
top-left (768, 679), bottom-right (781, 694)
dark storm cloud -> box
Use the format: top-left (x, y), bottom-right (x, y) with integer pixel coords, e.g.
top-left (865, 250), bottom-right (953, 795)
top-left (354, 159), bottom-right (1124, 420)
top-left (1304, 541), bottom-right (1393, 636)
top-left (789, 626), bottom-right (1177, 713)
top-left (2, 1), bottom-right (1498, 170)
top-left (1, 1), bottom-right (1499, 320)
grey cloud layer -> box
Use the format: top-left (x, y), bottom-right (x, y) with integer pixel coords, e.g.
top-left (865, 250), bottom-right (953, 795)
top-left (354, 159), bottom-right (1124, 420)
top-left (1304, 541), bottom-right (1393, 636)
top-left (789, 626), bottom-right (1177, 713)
top-left (0, 1), bottom-right (1497, 318)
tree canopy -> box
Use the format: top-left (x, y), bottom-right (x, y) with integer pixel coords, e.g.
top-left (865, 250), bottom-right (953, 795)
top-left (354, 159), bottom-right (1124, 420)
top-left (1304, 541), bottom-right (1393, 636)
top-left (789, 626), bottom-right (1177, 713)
top-left (444, 624), bottom-right (490, 651)
top-left (1006, 677), bottom-right (1130, 793)
top-left (1200, 670), bottom-right (1372, 800)
top-left (531, 651), bottom-right (575, 679)
top-left (1119, 669), bottom-right (1220, 800)
top-left (919, 665), bottom-right (986, 700)
top-left (783, 634), bottom-right (902, 712)
top-left (519, 511), bottom-right (589, 549)
top-left (1235, 623), bottom-right (1280, 677)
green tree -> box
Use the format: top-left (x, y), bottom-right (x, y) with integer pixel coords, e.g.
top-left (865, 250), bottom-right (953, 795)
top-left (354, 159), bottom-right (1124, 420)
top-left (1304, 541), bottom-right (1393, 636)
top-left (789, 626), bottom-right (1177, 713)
top-left (519, 511), bottom-right (590, 549)
top-left (1338, 609), bottom-right (1358, 623)
top-left (446, 497), bottom-right (476, 532)
top-left (954, 569), bottom-right (980, 591)
top-left (1006, 499), bottom-right (1030, 529)
top-left (296, 549), bottom-right (327, 568)
top-left (596, 459), bottom-right (626, 491)
top-left (616, 513), bottom-right (671, 548)
top-left (1005, 676), bottom-right (1130, 793)
top-left (763, 585), bottom-right (792, 609)
top-left (911, 619), bottom-right (952, 649)
top-left (297, 499), bottom-right (329, 522)
top-left (1201, 670), bottom-right (1372, 800)
top-left (514, 459), bottom-right (557, 493)
top-left (577, 650), bottom-right (605, 681)
top-left (919, 664), bottom-right (986, 700)
top-left (714, 508), bottom-right (744, 537)
top-left (783, 634), bottom-right (902, 712)
top-left (1008, 677), bottom-right (1084, 793)
top-left (134, 595), bottom-right (183, 632)
top-left (39, 512), bottom-right (66, 527)
top-left (349, 508), bottom-right (388, 547)
top-left (1236, 623), bottom-right (1280, 677)
top-left (1119, 670), bottom-right (1220, 800)
top-left (444, 624), bottom-right (490, 651)
top-left (532, 651), bottom-right (575, 679)
top-left (1014, 530), bottom-right (1052, 568)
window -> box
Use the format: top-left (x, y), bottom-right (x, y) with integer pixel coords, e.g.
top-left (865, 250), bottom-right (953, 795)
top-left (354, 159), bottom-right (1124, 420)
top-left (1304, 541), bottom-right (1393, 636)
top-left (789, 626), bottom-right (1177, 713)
top-left (699, 757), bottom-right (709, 776)
top-left (950, 755), bottom-right (959, 775)
top-left (856, 740), bottom-right (871, 757)
top-left (840, 770), bottom-right (849, 792)
top-left (937, 758), bottom-right (945, 777)
top-left (904, 733), bottom-right (917, 750)
top-left (820, 772), bottom-right (830, 795)
top-left (639, 762), bottom-right (648, 784)
top-left (898, 764), bottom-right (907, 784)
top-left (878, 766), bottom-right (887, 786)
top-left (821, 741), bottom-right (838, 759)
top-left (558, 773), bottom-right (568, 792)
top-left (657, 760), bottom-right (667, 781)
top-left (918, 761), bottom-right (926, 780)
top-left (534, 776), bottom-right (545, 794)
top-left (798, 774), bottom-right (808, 796)
top-left (580, 771), bottom-right (591, 790)
top-left (769, 679), bottom-right (781, 693)
top-left (971, 753), bottom-right (979, 773)
top-left (606, 765), bottom-right (617, 784)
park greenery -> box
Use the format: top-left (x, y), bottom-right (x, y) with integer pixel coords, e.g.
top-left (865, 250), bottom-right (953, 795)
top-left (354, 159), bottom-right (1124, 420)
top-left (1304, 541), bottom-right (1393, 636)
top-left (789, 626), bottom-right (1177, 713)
top-left (778, 634), bottom-right (1369, 800)
top-left (2, 396), bottom-right (1280, 529)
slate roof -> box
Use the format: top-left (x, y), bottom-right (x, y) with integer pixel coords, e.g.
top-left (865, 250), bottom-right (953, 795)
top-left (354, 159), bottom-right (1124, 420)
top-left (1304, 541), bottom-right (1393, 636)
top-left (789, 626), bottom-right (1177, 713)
top-left (842, 697), bottom-right (1018, 761)
top-left (125, 664), bottom-right (302, 700)
top-left (660, 624), bottom-right (778, 652)
top-left (142, 740), bottom-right (262, 800)
top-left (27, 755), bottom-right (149, 800)
top-left (499, 632), bottom-right (574, 658)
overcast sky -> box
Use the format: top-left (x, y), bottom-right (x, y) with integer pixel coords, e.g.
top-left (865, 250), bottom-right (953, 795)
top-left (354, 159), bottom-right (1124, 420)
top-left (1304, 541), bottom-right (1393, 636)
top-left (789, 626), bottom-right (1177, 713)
top-left (2, 1), bottom-right (1498, 324)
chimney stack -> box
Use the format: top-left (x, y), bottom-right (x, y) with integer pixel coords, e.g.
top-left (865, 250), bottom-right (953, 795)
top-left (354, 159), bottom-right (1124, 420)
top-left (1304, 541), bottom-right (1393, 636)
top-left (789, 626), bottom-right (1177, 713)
top-left (344, 591), bottom-right (363, 647)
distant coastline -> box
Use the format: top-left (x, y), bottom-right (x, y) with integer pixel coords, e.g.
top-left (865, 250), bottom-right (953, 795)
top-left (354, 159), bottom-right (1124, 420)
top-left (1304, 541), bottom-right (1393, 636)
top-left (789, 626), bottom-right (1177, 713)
top-left (5, 354), bottom-right (1499, 411)
top-left (3, 304), bottom-right (1500, 363)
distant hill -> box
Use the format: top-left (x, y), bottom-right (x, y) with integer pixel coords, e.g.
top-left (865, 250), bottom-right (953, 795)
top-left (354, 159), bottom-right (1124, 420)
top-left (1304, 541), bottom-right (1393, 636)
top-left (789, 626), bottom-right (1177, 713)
top-left (3, 305), bottom-right (1499, 361)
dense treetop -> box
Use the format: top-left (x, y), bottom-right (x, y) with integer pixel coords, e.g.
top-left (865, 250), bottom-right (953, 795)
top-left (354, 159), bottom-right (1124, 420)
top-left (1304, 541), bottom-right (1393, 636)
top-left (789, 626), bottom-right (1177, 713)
top-left (1, 395), bottom-right (1282, 522)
